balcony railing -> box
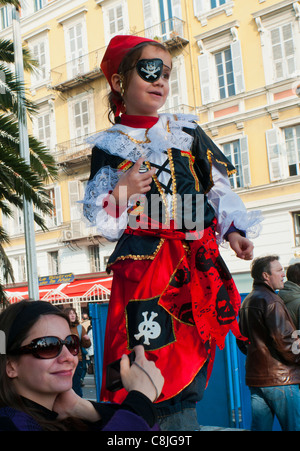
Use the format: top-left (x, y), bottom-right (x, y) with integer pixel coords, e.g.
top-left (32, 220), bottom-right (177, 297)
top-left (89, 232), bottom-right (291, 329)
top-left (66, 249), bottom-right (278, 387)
top-left (61, 220), bottom-right (98, 242)
top-left (54, 104), bottom-right (195, 164)
top-left (50, 17), bottom-right (188, 92)
top-left (53, 130), bottom-right (103, 165)
top-left (134, 17), bottom-right (188, 48)
top-left (50, 47), bottom-right (105, 91)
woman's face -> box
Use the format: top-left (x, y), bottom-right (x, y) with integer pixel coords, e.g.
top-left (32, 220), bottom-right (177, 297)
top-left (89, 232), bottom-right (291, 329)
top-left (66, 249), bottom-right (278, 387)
top-left (6, 315), bottom-right (78, 410)
top-left (68, 310), bottom-right (77, 323)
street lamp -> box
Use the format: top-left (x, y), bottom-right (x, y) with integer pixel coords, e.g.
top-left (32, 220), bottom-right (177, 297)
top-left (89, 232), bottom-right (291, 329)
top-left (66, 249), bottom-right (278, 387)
top-left (12, 5), bottom-right (39, 300)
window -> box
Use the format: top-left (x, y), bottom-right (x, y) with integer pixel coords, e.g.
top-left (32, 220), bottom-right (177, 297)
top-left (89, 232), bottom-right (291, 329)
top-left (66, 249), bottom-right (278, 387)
top-left (293, 212), bottom-right (300, 247)
top-left (34, 0), bottom-right (47, 12)
top-left (48, 251), bottom-right (60, 276)
top-left (108, 4), bottom-right (124, 36)
top-left (193, 0), bottom-right (234, 26)
top-left (16, 255), bottom-right (27, 283)
top-left (61, 14), bottom-right (89, 80)
top-left (68, 92), bottom-right (95, 142)
top-left (210, 0), bottom-right (226, 8)
top-left (37, 112), bottom-right (51, 149)
top-left (266, 124), bottom-right (300, 181)
top-left (0, 5), bottom-right (12, 30)
top-left (284, 125), bottom-right (300, 177)
top-left (30, 37), bottom-right (50, 86)
top-left (2, 206), bottom-right (24, 236)
top-left (103, 0), bottom-right (129, 44)
top-left (74, 99), bottom-right (89, 139)
top-left (223, 141), bottom-right (242, 188)
top-left (215, 47), bottom-right (235, 99)
top-left (222, 137), bottom-right (250, 188)
top-left (33, 101), bottom-right (56, 152)
top-left (161, 56), bottom-right (188, 113)
top-left (89, 246), bottom-right (101, 273)
top-left (197, 24), bottom-right (245, 104)
top-left (271, 23), bottom-right (295, 81)
top-left (43, 187), bottom-right (63, 228)
top-left (253, 3), bottom-right (300, 85)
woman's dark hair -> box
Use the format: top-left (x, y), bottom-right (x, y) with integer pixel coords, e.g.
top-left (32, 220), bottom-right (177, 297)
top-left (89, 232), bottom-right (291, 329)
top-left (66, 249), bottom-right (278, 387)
top-left (107, 40), bottom-right (170, 124)
top-left (250, 255), bottom-right (279, 281)
top-left (64, 307), bottom-right (79, 326)
top-left (0, 300), bottom-right (87, 431)
top-left (286, 263), bottom-right (300, 285)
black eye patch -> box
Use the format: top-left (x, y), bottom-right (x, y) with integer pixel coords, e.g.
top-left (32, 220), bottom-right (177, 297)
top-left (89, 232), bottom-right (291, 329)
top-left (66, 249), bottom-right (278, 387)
top-left (136, 58), bottom-right (164, 82)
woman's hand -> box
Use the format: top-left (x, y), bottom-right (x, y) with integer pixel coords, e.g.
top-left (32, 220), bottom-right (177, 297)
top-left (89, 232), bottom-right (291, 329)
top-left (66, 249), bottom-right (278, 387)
top-left (112, 157), bottom-right (156, 205)
top-left (228, 232), bottom-right (254, 260)
top-left (53, 389), bottom-right (101, 422)
top-left (120, 345), bottom-right (164, 402)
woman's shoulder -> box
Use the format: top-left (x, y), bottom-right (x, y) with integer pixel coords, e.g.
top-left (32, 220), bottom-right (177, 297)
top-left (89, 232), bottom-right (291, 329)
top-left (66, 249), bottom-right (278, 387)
top-left (0, 406), bottom-right (42, 431)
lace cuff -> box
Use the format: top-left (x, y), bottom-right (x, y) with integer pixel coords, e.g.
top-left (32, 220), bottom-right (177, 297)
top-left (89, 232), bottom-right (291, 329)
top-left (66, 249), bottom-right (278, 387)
top-left (207, 165), bottom-right (263, 243)
top-left (82, 166), bottom-right (128, 241)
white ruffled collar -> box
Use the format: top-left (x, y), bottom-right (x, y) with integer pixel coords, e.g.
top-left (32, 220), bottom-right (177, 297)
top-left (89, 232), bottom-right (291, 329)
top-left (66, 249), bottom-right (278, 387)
top-left (86, 113), bottom-right (198, 162)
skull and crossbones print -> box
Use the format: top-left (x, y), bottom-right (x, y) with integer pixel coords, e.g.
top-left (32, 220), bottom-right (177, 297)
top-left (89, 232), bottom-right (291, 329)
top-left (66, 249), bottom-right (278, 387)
top-left (136, 58), bottom-right (163, 82)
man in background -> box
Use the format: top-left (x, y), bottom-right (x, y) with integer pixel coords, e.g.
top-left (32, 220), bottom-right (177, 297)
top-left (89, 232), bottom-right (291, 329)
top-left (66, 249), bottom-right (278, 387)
top-left (238, 255), bottom-right (300, 431)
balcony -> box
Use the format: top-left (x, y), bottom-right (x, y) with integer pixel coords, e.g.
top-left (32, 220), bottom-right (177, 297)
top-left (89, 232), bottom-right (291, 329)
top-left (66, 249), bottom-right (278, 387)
top-left (135, 17), bottom-right (189, 49)
top-left (54, 104), bottom-right (195, 165)
top-left (61, 220), bottom-right (99, 243)
top-left (50, 47), bottom-right (105, 92)
top-left (54, 130), bottom-right (103, 165)
top-left (50, 17), bottom-right (188, 92)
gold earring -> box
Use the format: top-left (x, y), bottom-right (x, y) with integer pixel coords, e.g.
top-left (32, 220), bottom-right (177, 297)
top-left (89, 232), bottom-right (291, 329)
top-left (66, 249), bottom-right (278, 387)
top-left (119, 74), bottom-right (125, 97)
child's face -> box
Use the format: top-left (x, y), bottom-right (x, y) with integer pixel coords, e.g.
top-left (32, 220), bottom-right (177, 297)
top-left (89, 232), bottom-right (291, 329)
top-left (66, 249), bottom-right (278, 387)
top-left (123, 45), bottom-right (172, 117)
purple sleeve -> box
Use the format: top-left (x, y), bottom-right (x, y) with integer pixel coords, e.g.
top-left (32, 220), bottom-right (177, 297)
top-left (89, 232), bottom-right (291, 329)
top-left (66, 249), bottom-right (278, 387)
top-left (101, 409), bottom-right (159, 431)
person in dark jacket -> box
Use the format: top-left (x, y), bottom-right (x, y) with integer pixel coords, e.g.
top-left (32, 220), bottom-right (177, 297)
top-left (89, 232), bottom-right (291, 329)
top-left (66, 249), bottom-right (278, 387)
top-left (279, 262), bottom-right (300, 330)
top-left (238, 255), bottom-right (300, 431)
top-left (0, 300), bottom-right (163, 431)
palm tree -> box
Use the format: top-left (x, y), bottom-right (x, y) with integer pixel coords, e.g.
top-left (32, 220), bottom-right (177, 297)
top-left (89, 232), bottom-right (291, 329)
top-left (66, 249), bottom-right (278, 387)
top-left (0, 0), bottom-right (58, 304)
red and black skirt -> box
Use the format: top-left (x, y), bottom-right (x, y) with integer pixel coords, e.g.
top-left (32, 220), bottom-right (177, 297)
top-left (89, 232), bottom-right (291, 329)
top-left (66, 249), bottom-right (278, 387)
top-left (100, 219), bottom-right (244, 404)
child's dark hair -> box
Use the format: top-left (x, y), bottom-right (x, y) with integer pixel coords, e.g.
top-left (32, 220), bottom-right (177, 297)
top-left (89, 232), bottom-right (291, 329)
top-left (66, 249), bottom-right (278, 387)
top-left (108, 40), bottom-right (170, 124)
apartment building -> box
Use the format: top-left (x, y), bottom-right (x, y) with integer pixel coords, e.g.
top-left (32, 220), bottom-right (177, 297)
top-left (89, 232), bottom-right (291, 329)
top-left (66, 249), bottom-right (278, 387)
top-left (1, 0), bottom-right (300, 308)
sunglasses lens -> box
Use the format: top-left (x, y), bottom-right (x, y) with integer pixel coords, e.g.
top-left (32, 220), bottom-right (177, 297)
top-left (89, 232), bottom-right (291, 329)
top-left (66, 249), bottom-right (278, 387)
top-left (24, 335), bottom-right (80, 359)
top-left (65, 335), bottom-right (80, 356)
top-left (34, 337), bottom-right (61, 359)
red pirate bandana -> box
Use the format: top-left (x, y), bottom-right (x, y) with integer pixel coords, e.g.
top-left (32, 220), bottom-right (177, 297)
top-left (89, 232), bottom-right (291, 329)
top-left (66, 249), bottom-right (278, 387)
top-left (100, 35), bottom-right (159, 116)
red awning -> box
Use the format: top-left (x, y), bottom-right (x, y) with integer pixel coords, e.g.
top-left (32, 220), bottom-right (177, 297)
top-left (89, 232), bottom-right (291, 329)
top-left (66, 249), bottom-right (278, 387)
top-left (4, 275), bottom-right (112, 304)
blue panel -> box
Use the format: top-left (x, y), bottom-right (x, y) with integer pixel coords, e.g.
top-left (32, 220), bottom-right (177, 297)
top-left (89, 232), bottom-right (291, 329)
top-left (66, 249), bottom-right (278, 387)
top-left (89, 302), bottom-right (108, 402)
top-left (196, 347), bottom-right (231, 428)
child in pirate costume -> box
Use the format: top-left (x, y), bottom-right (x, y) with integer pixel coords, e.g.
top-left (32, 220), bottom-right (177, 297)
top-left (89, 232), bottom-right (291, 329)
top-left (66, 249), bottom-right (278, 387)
top-left (83, 35), bottom-right (261, 430)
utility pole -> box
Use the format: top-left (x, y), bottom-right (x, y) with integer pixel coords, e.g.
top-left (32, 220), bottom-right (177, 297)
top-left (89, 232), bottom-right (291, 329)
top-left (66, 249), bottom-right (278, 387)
top-left (12, 6), bottom-right (39, 300)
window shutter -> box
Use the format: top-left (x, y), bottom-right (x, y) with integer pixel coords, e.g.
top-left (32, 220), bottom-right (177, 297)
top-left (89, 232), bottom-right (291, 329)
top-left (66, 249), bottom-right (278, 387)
top-left (172, 0), bottom-right (182, 18)
top-left (240, 136), bottom-right (251, 187)
top-left (54, 185), bottom-right (63, 225)
top-left (193, 0), bottom-right (205, 16)
top-left (68, 180), bottom-right (81, 221)
top-left (266, 128), bottom-right (283, 181)
top-left (198, 53), bottom-right (212, 105)
top-left (231, 40), bottom-right (245, 95)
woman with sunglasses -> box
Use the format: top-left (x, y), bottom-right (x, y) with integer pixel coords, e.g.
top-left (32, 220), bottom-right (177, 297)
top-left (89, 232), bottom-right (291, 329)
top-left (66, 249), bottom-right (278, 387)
top-left (0, 300), bottom-right (163, 431)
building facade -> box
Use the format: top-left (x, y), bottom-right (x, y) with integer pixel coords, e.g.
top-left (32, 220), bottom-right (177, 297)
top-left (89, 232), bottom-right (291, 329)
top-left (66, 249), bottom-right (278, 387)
top-left (1, 0), bottom-right (299, 303)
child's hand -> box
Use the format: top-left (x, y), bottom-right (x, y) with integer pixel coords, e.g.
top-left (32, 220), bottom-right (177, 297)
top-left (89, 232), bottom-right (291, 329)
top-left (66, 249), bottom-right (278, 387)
top-left (228, 232), bottom-right (254, 260)
top-left (112, 157), bottom-right (156, 205)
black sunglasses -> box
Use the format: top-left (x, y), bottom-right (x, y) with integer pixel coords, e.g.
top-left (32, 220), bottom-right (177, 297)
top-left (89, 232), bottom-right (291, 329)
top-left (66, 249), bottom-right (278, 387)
top-left (9, 334), bottom-right (80, 359)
